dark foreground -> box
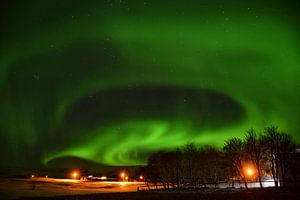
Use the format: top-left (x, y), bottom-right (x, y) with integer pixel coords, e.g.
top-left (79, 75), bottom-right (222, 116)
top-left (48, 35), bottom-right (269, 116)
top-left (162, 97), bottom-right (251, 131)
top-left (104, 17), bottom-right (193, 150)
top-left (17, 188), bottom-right (300, 200)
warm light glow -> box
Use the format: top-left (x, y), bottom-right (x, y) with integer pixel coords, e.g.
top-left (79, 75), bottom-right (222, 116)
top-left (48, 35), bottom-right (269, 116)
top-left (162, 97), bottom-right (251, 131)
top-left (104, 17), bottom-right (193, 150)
top-left (120, 172), bottom-right (125, 178)
top-left (31, 175), bottom-right (35, 178)
top-left (100, 176), bottom-right (107, 180)
top-left (71, 171), bottom-right (79, 179)
top-left (245, 167), bottom-right (254, 176)
top-left (119, 182), bottom-right (128, 186)
top-left (139, 175), bottom-right (144, 180)
top-left (45, 175), bottom-right (48, 178)
top-left (125, 176), bottom-right (128, 181)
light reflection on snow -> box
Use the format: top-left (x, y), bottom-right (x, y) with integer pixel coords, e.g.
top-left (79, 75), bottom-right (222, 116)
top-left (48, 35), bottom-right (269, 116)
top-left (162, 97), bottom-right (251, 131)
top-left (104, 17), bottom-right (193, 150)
top-left (0, 177), bottom-right (280, 199)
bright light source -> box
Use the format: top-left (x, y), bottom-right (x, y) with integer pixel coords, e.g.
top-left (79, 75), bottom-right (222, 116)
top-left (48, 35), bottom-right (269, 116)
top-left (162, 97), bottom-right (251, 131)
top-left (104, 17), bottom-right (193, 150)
top-left (100, 176), bottom-right (107, 180)
top-left (120, 172), bottom-right (125, 178)
top-left (73, 172), bottom-right (78, 178)
top-left (125, 176), bottom-right (128, 181)
top-left (45, 175), bottom-right (48, 178)
top-left (245, 167), bottom-right (254, 176)
top-left (139, 175), bottom-right (144, 180)
top-left (31, 175), bottom-right (35, 178)
top-left (71, 171), bottom-right (79, 179)
top-left (88, 175), bottom-right (93, 178)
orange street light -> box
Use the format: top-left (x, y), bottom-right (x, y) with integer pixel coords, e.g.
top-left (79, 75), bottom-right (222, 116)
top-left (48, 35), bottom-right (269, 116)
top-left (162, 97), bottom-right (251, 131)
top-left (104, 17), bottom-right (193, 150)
top-left (120, 172), bottom-right (125, 178)
top-left (139, 175), bottom-right (144, 180)
top-left (71, 171), bottom-right (79, 179)
top-left (125, 176), bottom-right (128, 181)
top-left (246, 167), bottom-right (254, 176)
top-left (120, 172), bottom-right (126, 181)
top-left (244, 166), bottom-right (255, 177)
top-left (31, 175), bottom-right (35, 178)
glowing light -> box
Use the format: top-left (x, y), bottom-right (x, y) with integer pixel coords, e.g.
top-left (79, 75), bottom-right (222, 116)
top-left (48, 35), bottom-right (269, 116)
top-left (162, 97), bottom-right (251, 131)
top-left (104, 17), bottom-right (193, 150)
top-left (100, 176), bottom-right (107, 180)
top-left (88, 175), bottom-right (93, 178)
top-left (31, 175), bottom-right (35, 178)
top-left (71, 171), bottom-right (79, 179)
top-left (245, 167), bottom-right (255, 177)
top-left (125, 176), bottom-right (128, 181)
top-left (246, 168), bottom-right (254, 176)
top-left (139, 175), bottom-right (144, 180)
top-left (120, 172), bottom-right (125, 178)
top-left (45, 175), bottom-right (48, 178)
top-left (120, 172), bottom-right (127, 181)
top-left (72, 172), bottom-right (78, 178)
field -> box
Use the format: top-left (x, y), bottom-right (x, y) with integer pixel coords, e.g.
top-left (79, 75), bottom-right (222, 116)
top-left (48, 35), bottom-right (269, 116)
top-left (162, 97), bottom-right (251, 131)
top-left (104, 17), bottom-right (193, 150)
top-left (17, 188), bottom-right (300, 200)
top-left (0, 178), bottom-right (298, 200)
top-left (0, 178), bottom-right (142, 199)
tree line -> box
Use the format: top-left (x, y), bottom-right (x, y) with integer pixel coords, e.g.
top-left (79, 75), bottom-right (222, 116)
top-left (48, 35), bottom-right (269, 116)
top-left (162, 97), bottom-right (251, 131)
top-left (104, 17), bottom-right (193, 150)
top-left (143, 126), bottom-right (299, 189)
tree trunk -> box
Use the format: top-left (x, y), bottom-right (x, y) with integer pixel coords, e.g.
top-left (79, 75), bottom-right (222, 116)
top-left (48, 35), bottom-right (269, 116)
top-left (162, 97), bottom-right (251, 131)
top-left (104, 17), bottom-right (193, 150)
top-left (162, 182), bottom-right (166, 189)
top-left (258, 171), bottom-right (263, 188)
top-left (176, 168), bottom-right (180, 189)
top-left (243, 176), bottom-right (248, 190)
top-left (275, 156), bottom-right (280, 187)
top-left (270, 156), bottom-right (278, 187)
top-left (279, 158), bottom-right (286, 187)
top-left (238, 161), bottom-right (248, 189)
top-left (256, 162), bottom-right (263, 188)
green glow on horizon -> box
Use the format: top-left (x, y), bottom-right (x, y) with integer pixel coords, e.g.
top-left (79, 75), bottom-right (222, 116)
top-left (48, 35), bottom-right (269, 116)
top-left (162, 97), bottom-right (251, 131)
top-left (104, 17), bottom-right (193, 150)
top-left (1, 1), bottom-right (299, 167)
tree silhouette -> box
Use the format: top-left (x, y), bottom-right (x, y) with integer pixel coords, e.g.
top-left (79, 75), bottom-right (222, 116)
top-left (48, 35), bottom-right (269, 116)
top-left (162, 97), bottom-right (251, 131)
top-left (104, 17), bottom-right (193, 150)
top-left (263, 126), bottom-right (281, 187)
top-left (145, 149), bottom-right (184, 189)
top-left (182, 143), bottom-right (200, 187)
top-left (198, 146), bottom-right (226, 187)
top-left (245, 128), bottom-right (265, 188)
top-left (263, 126), bottom-right (296, 187)
top-left (223, 138), bottom-right (248, 189)
top-left (144, 126), bottom-right (298, 190)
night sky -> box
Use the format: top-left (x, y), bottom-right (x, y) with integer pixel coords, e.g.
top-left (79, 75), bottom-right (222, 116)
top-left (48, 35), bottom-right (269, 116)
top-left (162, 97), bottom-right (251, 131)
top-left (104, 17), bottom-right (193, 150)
top-left (1, 0), bottom-right (300, 168)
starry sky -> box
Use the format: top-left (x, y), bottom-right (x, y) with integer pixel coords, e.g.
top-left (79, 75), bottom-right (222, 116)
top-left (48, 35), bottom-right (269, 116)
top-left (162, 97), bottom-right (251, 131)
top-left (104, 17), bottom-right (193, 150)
top-left (1, 0), bottom-right (300, 168)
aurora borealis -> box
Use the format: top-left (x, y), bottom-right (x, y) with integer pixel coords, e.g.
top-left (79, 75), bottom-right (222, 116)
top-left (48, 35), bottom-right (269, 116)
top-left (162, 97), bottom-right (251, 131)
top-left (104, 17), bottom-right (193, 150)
top-left (1, 0), bottom-right (300, 168)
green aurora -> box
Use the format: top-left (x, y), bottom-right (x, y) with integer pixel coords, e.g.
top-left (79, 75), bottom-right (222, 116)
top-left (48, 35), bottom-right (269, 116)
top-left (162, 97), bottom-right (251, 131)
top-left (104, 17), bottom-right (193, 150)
top-left (1, 0), bottom-right (300, 167)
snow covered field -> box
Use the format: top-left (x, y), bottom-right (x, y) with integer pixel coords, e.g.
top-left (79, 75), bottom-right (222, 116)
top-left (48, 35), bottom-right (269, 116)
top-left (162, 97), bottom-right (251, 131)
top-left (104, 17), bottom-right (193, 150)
top-left (0, 177), bottom-right (278, 199)
top-left (0, 177), bottom-right (143, 199)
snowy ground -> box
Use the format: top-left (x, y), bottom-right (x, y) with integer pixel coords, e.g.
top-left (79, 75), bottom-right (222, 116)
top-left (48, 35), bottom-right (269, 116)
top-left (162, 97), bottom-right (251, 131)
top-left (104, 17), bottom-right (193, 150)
top-left (208, 179), bottom-right (278, 189)
top-left (0, 177), bottom-right (278, 199)
top-left (0, 177), bottom-right (144, 199)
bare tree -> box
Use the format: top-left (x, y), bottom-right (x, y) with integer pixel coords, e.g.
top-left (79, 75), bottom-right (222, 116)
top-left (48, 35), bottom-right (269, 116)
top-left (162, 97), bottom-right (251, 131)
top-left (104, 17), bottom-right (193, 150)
top-left (199, 146), bottom-right (226, 187)
top-left (182, 143), bottom-right (200, 187)
top-left (223, 138), bottom-right (248, 189)
top-left (145, 149), bottom-right (184, 189)
top-left (146, 151), bottom-right (167, 188)
top-left (145, 129), bottom-right (298, 190)
top-left (172, 148), bottom-right (184, 188)
top-left (245, 128), bottom-right (265, 188)
top-left (263, 126), bottom-right (296, 187)
top-left (263, 126), bottom-right (281, 187)
top-left (277, 132), bottom-right (295, 187)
